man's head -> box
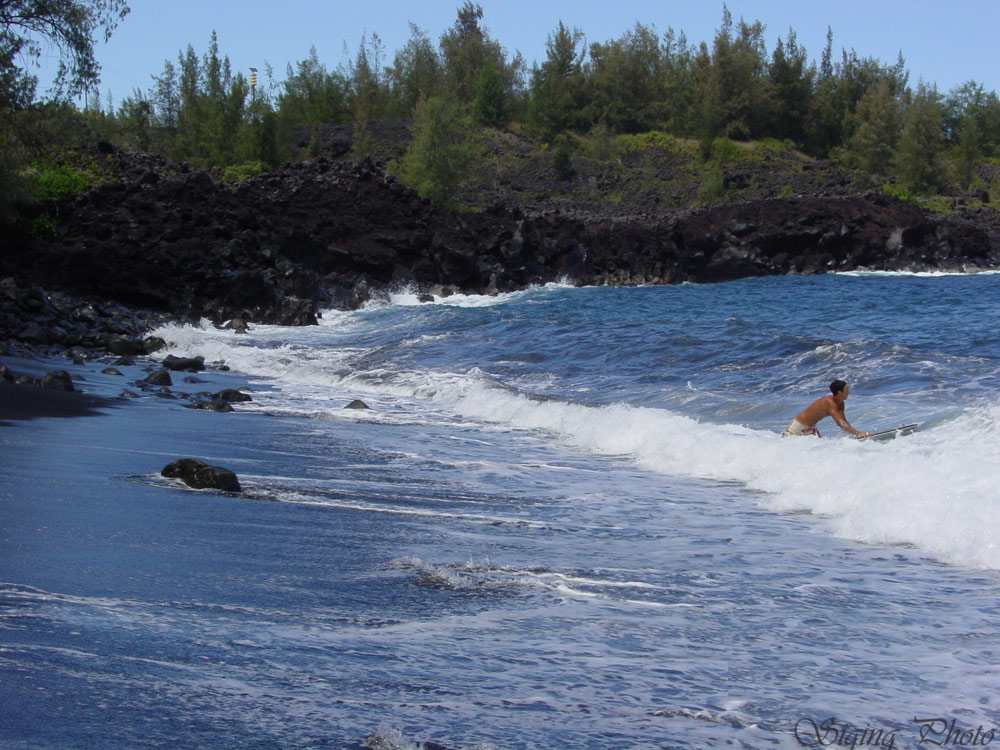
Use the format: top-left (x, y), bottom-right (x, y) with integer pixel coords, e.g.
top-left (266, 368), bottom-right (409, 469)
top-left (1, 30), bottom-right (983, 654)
top-left (830, 380), bottom-right (848, 396)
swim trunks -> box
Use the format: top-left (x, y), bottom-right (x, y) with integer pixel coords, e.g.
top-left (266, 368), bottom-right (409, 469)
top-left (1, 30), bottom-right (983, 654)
top-left (782, 418), bottom-right (820, 438)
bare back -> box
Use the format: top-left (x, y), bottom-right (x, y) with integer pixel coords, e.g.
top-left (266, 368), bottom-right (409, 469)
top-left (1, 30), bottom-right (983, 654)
top-left (794, 395), bottom-right (842, 429)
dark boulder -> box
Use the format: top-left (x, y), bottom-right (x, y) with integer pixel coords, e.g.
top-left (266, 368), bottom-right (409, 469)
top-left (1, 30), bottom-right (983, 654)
top-left (143, 336), bottom-right (167, 354)
top-left (144, 369), bottom-right (173, 386)
top-left (345, 399), bottom-right (370, 410)
top-left (106, 335), bottom-right (143, 356)
top-left (214, 388), bottom-right (252, 403)
top-left (163, 354), bottom-right (205, 372)
top-left (18, 324), bottom-right (50, 345)
top-left (273, 296), bottom-right (318, 326)
top-left (161, 458), bottom-right (241, 492)
top-left (40, 370), bottom-right (74, 391)
top-left (190, 398), bottom-right (234, 412)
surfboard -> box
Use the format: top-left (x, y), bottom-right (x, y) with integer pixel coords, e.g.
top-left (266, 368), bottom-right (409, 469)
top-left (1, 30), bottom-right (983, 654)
top-left (860, 423), bottom-right (918, 441)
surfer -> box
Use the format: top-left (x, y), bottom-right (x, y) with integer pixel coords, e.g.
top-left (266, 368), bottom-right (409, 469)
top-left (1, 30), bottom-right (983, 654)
top-left (782, 380), bottom-right (872, 438)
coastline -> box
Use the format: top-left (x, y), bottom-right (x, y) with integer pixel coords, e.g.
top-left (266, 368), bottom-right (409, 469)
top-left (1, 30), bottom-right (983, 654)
top-left (3, 276), bottom-right (1000, 747)
top-left (0, 379), bottom-right (116, 423)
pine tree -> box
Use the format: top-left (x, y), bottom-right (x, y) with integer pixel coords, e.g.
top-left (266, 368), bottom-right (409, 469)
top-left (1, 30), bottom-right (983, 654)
top-left (348, 32), bottom-right (386, 162)
top-left (387, 24), bottom-right (442, 117)
top-left (768, 30), bottom-right (813, 144)
top-left (278, 47), bottom-right (350, 125)
top-left (392, 95), bottom-right (475, 207)
top-left (848, 79), bottom-right (900, 175)
top-left (695, 6), bottom-right (771, 141)
top-left (439, 2), bottom-right (523, 113)
top-left (897, 83), bottom-right (946, 194)
top-left (527, 21), bottom-right (586, 141)
top-left (955, 117), bottom-right (981, 190)
top-left (472, 65), bottom-right (506, 126)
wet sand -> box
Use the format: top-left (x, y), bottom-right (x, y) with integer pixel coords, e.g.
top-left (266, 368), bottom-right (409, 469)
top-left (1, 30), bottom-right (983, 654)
top-left (0, 381), bottom-right (116, 423)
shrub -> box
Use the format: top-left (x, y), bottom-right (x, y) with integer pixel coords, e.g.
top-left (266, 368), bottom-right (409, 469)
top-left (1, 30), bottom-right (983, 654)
top-left (709, 137), bottom-right (747, 164)
top-left (586, 123), bottom-right (615, 161)
top-left (222, 161), bottom-right (266, 182)
top-left (552, 139), bottom-right (573, 180)
top-left (390, 96), bottom-right (476, 208)
top-left (0, 133), bottom-right (32, 225)
top-left (31, 161), bottom-right (95, 203)
top-left (698, 162), bottom-right (725, 203)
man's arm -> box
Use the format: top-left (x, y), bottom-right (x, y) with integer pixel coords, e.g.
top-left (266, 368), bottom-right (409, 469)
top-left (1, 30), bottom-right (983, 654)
top-left (831, 406), bottom-right (871, 438)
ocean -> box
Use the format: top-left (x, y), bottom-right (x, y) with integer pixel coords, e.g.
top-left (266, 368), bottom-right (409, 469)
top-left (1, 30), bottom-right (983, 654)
top-left (2, 272), bottom-right (1000, 749)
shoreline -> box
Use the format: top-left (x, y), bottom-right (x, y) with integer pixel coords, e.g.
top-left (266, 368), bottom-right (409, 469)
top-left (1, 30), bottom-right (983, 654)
top-left (0, 381), bottom-right (116, 423)
top-left (0, 346), bottom-right (253, 425)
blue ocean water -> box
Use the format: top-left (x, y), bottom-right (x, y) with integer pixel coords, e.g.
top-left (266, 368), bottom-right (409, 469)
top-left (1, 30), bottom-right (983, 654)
top-left (3, 272), bottom-right (1000, 748)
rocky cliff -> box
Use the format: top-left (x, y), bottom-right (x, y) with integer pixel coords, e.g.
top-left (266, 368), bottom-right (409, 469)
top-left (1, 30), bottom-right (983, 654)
top-left (4, 143), bottom-right (998, 329)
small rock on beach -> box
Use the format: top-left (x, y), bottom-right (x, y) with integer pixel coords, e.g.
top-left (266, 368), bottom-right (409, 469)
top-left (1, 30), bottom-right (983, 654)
top-left (161, 458), bottom-right (241, 492)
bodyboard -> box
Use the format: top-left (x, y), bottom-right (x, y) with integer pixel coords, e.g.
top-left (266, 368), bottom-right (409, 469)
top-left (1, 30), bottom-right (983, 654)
top-left (861, 423), bottom-right (918, 441)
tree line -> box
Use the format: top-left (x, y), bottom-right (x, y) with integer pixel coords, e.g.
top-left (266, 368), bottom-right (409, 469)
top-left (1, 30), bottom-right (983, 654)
top-left (4, 1), bottom-right (1000, 226)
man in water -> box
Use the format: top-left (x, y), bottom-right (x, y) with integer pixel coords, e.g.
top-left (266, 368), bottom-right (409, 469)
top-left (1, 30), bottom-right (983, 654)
top-left (782, 380), bottom-right (872, 438)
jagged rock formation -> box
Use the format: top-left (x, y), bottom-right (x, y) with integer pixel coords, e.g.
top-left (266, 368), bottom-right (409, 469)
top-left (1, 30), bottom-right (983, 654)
top-left (3, 152), bottom-right (997, 328)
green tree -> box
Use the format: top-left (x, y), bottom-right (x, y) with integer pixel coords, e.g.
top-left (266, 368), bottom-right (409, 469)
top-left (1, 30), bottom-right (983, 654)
top-left (806, 32), bottom-right (907, 157)
top-left (155, 33), bottom-right (258, 167)
top-left (897, 82), bottom-right (946, 194)
top-left (386, 23), bottom-right (441, 117)
top-left (346, 31), bottom-right (386, 161)
top-left (438, 2), bottom-right (524, 114)
top-left (943, 80), bottom-right (1000, 158)
top-left (551, 136), bottom-right (573, 179)
top-left (0, 0), bottom-right (130, 106)
top-left (170, 42), bottom-right (206, 162)
top-left (0, 35), bottom-right (36, 110)
top-left (768, 29), bottom-right (813, 144)
top-left (116, 87), bottom-right (152, 149)
top-left (150, 59), bottom-right (179, 127)
top-left (392, 95), bottom-right (475, 207)
top-left (527, 21), bottom-right (586, 141)
top-left (0, 1), bottom-right (129, 225)
top-left (584, 22), bottom-right (665, 134)
top-left (954, 116), bottom-right (981, 190)
top-left (278, 47), bottom-right (349, 125)
top-left (847, 78), bottom-right (900, 175)
top-left (695, 6), bottom-right (771, 141)
top-left (658, 27), bottom-right (696, 135)
top-left (238, 106), bottom-right (279, 167)
top-left (0, 126), bottom-right (32, 223)
top-left (472, 64), bottom-right (506, 126)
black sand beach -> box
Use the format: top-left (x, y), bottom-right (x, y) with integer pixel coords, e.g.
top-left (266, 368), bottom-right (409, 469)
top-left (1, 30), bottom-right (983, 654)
top-left (0, 345), bottom-right (477, 748)
top-left (0, 381), bottom-right (115, 423)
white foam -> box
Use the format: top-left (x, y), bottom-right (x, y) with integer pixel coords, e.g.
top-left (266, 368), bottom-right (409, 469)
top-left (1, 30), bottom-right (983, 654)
top-left (382, 281), bottom-right (574, 308)
top-left (446, 378), bottom-right (1000, 568)
top-left (388, 558), bottom-right (673, 607)
top-left (838, 269), bottom-right (1000, 277)
top-left (150, 319), bottom-right (1000, 570)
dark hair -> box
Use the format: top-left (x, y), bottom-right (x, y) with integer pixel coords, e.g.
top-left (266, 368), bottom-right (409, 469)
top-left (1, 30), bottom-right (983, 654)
top-left (830, 380), bottom-right (847, 395)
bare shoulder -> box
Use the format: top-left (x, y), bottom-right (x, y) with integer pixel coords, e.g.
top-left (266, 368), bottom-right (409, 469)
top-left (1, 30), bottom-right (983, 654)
top-left (813, 394), bottom-right (834, 409)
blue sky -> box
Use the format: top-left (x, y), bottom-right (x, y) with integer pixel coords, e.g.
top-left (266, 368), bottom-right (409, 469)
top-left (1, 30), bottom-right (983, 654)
top-left (32, 0), bottom-right (1000, 106)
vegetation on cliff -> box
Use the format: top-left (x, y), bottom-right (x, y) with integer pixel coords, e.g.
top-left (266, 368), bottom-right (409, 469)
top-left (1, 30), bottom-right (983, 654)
top-left (2, 2), bottom-right (1000, 236)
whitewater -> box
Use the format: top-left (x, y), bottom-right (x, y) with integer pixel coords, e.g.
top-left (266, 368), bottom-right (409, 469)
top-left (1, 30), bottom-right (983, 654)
top-left (3, 272), bottom-right (999, 748)
top-left (157, 273), bottom-right (1000, 571)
